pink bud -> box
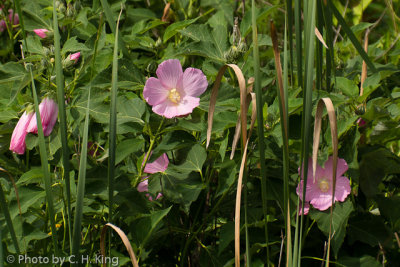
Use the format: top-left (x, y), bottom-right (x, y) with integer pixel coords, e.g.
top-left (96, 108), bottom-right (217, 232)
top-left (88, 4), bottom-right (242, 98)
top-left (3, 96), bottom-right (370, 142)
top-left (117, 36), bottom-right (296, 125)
top-left (69, 52), bottom-right (80, 64)
top-left (27, 97), bottom-right (58, 136)
top-left (0, 20), bottom-right (5, 33)
top-left (10, 111), bottom-right (34, 154)
top-left (8, 9), bottom-right (19, 26)
top-left (33, 28), bottom-right (49, 38)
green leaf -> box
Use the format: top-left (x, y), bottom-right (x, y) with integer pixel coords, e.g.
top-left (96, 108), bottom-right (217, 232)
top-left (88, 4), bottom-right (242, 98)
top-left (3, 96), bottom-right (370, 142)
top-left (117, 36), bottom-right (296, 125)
top-left (359, 148), bottom-right (400, 197)
top-left (177, 144), bottom-right (206, 173)
top-left (135, 206), bottom-right (172, 247)
top-left (61, 36), bottom-right (90, 55)
top-left (335, 77), bottom-right (359, 97)
top-left (338, 255), bottom-right (381, 267)
top-left (16, 168), bottom-right (43, 185)
top-left (157, 166), bottom-right (203, 213)
top-left (115, 139), bottom-right (144, 165)
top-left (163, 17), bottom-right (200, 43)
top-left (348, 213), bottom-right (392, 247)
top-left (151, 131), bottom-right (196, 158)
top-left (309, 200), bottom-right (354, 257)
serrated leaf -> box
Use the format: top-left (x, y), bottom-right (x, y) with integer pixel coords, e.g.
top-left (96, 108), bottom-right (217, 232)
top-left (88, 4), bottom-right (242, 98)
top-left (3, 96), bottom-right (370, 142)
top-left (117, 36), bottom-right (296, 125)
top-left (61, 36), bottom-right (90, 55)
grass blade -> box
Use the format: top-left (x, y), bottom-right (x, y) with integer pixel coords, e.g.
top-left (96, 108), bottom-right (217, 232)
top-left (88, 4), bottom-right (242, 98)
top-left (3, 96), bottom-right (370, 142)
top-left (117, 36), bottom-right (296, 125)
top-left (52, 0), bottom-right (72, 248)
top-left (251, 0), bottom-right (270, 264)
top-left (99, 0), bottom-right (130, 59)
top-left (328, 1), bottom-right (377, 72)
top-left (294, 0), bottom-right (302, 87)
top-left (108, 4), bottom-right (123, 226)
top-left (0, 179), bottom-right (19, 254)
top-left (27, 60), bottom-right (59, 256)
top-left (271, 19), bottom-right (292, 267)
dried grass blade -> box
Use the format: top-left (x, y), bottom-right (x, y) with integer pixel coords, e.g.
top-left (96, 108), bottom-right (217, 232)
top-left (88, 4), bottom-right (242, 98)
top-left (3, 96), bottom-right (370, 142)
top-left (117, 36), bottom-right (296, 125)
top-left (231, 78), bottom-right (255, 159)
top-left (100, 223), bottom-right (139, 267)
top-left (234, 91), bottom-right (257, 267)
top-left (227, 64), bottom-right (248, 150)
top-left (360, 29), bottom-right (369, 97)
top-left (207, 65), bottom-right (228, 148)
top-left (312, 98), bottom-right (338, 267)
top-left (315, 27), bottom-right (329, 49)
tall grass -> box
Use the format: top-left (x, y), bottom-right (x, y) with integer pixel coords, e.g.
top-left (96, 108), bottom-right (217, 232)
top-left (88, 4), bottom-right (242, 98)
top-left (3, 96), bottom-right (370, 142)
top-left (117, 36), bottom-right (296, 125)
top-left (52, 0), bottom-right (72, 249)
top-left (251, 0), bottom-right (270, 264)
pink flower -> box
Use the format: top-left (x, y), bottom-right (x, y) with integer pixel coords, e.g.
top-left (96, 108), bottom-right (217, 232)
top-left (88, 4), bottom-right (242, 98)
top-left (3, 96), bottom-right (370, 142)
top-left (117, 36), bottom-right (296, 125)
top-left (0, 20), bottom-right (5, 32)
top-left (296, 157), bottom-right (351, 211)
top-left (8, 9), bottom-right (19, 26)
top-left (298, 201), bottom-right (310, 215)
top-left (137, 179), bottom-right (163, 201)
top-left (144, 153), bottom-right (169, 174)
top-left (0, 9), bottom-right (18, 32)
top-left (143, 59), bottom-right (208, 118)
top-left (69, 52), bottom-right (80, 63)
top-left (9, 111), bottom-right (34, 154)
top-left (357, 118), bottom-right (366, 128)
top-left (27, 97), bottom-right (58, 136)
top-left (33, 28), bottom-right (49, 38)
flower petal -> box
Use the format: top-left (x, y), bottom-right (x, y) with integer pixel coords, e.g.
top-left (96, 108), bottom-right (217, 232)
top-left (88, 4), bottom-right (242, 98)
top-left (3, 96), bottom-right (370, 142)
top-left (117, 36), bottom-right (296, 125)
top-left (334, 176), bottom-right (351, 202)
top-left (10, 111), bottom-right (34, 154)
top-left (144, 153), bottom-right (169, 174)
top-left (137, 179), bottom-right (148, 192)
top-left (156, 59), bottom-right (183, 89)
top-left (152, 95), bottom-right (199, 118)
top-left (299, 201), bottom-right (310, 215)
top-left (177, 67), bottom-right (208, 97)
top-left (298, 157), bottom-right (324, 182)
top-left (143, 77), bottom-right (169, 106)
top-left (322, 156), bottom-right (348, 179)
top-left (310, 192), bottom-right (333, 211)
top-left (27, 98), bottom-right (58, 136)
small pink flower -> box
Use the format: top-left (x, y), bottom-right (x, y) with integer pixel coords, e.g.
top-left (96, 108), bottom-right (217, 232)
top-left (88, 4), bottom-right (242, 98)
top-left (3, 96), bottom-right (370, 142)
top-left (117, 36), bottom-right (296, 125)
top-left (8, 9), bottom-right (19, 26)
top-left (33, 28), bottom-right (49, 38)
top-left (144, 153), bottom-right (169, 174)
top-left (10, 111), bottom-right (34, 154)
top-left (0, 20), bottom-right (5, 32)
top-left (27, 97), bottom-right (58, 136)
top-left (137, 179), bottom-right (163, 201)
top-left (357, 118), bottom-right (366, 128)
top-left (69, 52), bottom-right (80, 64)
top-left (143, 59), bottom-right (208, 118)
top-left (296, 157), bottom-right (351, 211)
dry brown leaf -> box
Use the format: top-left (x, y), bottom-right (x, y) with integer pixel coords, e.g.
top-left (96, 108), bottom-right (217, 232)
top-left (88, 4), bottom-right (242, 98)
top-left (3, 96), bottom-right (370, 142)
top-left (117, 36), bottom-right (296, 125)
top-left (315, 27), bottom-right (329, 49)
top-left (100, 223), bottom-right (139, 267)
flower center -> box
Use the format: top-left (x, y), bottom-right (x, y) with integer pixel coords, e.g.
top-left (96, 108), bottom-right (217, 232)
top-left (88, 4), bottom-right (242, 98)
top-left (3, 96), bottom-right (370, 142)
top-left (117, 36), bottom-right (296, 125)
top-left (318, 178), bottom-right (330, 193)
top-left (168, 88), bottom-right (181, 104)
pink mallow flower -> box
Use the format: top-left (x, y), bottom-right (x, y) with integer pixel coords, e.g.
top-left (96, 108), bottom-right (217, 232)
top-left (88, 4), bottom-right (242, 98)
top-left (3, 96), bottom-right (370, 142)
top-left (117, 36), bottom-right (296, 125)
top-left (33, 28), bottom-right (49, 38)
top-left (9, 111), bottom-right (34, 154)
top-left (137, 179), bottom-right (162, 201)
top-left (137, 153), bottom-right (169, 200)
top-left (296, 156), bottom-right (351, 212)
top-left (27, 97), bottom-right (58, 136)
top-left (144, 153), bottom-right (169, 174)
top-left (143, 59), bottom-right (208, 118)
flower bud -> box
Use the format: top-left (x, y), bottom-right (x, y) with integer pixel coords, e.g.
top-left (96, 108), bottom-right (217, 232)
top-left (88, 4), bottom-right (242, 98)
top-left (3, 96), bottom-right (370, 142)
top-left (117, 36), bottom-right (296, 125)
top-left (10, 109), bottom-right (35, 154)
top-left (63, 52), bottom-right (80, 68)
top-left (27, 97), bottom-right (58, 136)
top-left (33, 28), bottom-right (50, 39)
